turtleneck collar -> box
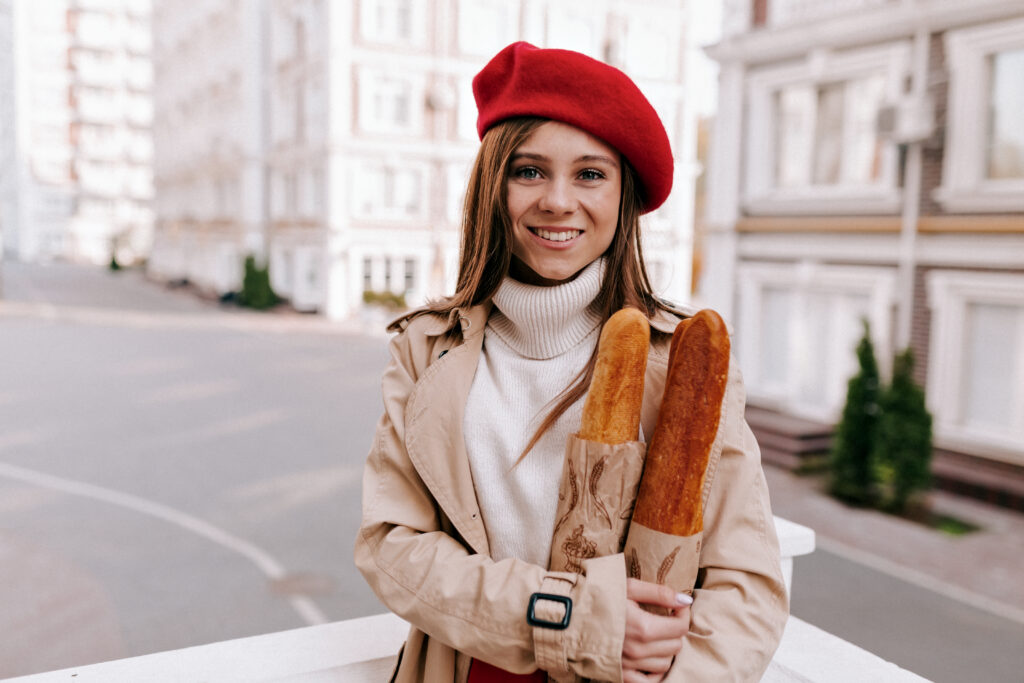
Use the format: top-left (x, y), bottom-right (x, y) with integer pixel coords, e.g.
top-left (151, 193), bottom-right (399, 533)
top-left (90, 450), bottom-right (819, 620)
top-left (487, 258), bottom-right (604, 360)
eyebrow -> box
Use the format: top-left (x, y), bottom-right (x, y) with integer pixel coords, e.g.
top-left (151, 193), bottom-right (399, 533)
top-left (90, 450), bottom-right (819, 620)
top-left (511, 152), bottom-right (619, 166)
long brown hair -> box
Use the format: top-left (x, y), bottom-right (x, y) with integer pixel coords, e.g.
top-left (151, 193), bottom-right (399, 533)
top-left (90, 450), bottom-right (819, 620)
top-left (415, 116), bottom-right (676, 458)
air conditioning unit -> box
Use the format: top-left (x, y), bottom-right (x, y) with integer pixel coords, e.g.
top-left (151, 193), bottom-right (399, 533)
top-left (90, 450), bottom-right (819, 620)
top-left (876, 95), bottom-right (935, 144)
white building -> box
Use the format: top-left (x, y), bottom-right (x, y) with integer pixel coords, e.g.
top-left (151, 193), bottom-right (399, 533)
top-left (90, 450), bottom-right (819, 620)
top-left (703, 0), bottom-right (1024, 502)
top-left (147, 0), bottom-right (269, 294)
top-left (150, 0), bottom-right (703, 318)
top-left (2, 0), bottom-right (153, 265)
top-left (0, 0), bottom-right (16, 260)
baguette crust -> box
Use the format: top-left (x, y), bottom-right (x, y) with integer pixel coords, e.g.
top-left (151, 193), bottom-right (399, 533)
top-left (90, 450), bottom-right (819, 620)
top-left (632, 309), bottom-right (730, 536)
top-left (579, 308), bottom-right (650, 445)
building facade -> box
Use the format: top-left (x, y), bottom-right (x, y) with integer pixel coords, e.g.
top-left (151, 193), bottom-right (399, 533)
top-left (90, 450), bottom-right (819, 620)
top-left (0, 0), bottom-right (15, 260)
top-left (147, 0), bottom-right (269, 294)
top-left (703, 0), bottom-right (1024, 500)
top-left (149, 0), bottom-right (702, 318)
top-left (2, 0), bottom-right (153, 265)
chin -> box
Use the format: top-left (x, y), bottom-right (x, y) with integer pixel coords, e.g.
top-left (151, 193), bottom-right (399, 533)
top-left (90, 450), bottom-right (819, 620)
top-left (535, 264), bottom-right (584, 284)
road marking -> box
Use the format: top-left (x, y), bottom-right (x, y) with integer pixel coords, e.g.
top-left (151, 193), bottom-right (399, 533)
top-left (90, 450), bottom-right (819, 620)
top-left (0, 461), bottom-right (329, 626)
top-left (0, 300), bottom-right (381, 337)
top-left (816, 536), bottom-right (1024, 626)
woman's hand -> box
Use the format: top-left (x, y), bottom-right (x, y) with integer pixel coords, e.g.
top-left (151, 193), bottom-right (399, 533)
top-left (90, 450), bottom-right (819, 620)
top-left (622, 578), bottom-right (691, 683)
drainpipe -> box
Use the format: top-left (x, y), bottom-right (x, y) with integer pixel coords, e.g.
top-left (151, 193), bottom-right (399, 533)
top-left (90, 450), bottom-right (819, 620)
top-left (895, 25), bottom-right (931, 353)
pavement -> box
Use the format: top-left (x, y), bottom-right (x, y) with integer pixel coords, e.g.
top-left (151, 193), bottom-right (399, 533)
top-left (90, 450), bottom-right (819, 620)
top-left (4, 261), bottom-right (1023, 622)
top-left (2, 259), bottom-right (1023, 676)
top-left (765, 466), bottom-right (1024, 624)
top-left (0, 260), bottom-right (391, 338)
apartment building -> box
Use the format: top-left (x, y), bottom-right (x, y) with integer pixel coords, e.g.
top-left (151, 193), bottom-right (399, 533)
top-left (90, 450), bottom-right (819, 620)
top-left (0, 0), bottom-right (15, 258)
top-left (2, 0), bottom-right (153, 265)
top-left (147, 0), bottom-right (268, 294)
top-left (150, 0), bottom-right (702, 318)
top-left (703, 0), bottom-right (1024, 503)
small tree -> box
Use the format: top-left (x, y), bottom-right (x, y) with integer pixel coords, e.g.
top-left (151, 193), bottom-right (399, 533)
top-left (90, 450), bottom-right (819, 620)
top-left (875, 348), bottom-right (933, 514)
top-left (238, 255), bottom-right (279, 310)
top-left (829, 320), bottom-right (880, 505)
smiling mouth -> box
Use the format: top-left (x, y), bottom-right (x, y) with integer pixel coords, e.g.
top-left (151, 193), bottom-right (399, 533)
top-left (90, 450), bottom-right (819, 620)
top-left (529, 227), bottom-right (582, 242)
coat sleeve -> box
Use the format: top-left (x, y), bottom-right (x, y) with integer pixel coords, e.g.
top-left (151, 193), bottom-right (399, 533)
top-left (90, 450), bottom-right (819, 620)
top-left (667, 360), bottom-right (789, 682)
top-left (353, 329), bottom-right (628, 681)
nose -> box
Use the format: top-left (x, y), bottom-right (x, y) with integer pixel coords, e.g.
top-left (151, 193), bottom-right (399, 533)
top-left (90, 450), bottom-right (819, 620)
top-left (537, 177), bottom-right (577, 214)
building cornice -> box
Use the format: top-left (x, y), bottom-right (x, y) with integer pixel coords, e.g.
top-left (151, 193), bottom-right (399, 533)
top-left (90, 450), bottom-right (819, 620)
top-left (705, 0), bottom-right (1024, 65)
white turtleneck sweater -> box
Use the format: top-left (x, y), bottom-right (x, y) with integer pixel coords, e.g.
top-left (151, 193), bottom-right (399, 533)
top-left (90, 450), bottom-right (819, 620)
top-left (464, 259), bottom-right (604, 567)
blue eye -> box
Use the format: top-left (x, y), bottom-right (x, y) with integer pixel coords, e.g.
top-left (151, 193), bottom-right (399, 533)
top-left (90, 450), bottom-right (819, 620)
top-left (514, 166), bottom-right (541, 179)
top-left (579, 169), bottom-right (605, 181)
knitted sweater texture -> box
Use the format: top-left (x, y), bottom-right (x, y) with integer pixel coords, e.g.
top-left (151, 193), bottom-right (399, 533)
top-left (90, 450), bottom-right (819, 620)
top-left (464, 259), bottom-right (603, 567)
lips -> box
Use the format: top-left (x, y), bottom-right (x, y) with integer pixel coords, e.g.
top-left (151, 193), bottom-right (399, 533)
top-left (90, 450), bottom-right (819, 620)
top-left (529, 227), bottom-right (582, 243)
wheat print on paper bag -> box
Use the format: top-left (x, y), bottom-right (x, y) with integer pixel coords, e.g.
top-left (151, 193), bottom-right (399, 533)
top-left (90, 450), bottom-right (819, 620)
top-left (548, 436), bottom-right (645, 573)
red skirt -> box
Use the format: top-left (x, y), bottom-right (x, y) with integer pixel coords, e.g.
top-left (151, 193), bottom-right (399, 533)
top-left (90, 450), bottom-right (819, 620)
top-left (468, 658), bottom-right (547, 683)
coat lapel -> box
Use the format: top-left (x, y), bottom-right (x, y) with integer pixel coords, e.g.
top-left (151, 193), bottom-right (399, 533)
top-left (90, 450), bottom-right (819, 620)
top-left (403, 304), bottom-right (491, 556)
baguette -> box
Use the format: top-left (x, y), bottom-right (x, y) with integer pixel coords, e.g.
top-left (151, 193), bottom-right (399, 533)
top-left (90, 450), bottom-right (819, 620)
top-left (632, 309), bottom-right (730, 536)
top-left (578, 307), bottom-right (650, 444)
top-left (548, 308), bottom-right (650, 580)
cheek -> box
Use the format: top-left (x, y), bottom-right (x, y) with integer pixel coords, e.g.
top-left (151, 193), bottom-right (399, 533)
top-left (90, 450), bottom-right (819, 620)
top-left (597, 191), bottom-right (621, 230)
top-left (505, 185), bottom-right (528, 222)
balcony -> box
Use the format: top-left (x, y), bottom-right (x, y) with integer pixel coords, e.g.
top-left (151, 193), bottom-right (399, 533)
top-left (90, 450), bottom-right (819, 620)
top-left (1, 518), bottom-right (931, 682)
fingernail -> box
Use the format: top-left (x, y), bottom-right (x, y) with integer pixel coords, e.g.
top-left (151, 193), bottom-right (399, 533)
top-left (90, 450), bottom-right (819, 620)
top-left (676, 592), bottom-right (693, 605)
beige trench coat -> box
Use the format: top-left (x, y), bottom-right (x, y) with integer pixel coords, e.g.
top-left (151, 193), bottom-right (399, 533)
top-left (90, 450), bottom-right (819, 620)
top-left (354, 302), bottom-right (788, 683)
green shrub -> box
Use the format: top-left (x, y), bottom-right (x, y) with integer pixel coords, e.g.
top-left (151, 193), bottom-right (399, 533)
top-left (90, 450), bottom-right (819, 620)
top-left (238, 255), bottom-right (279, 310)
top-left (362, 289), bottom-right (407, 310)
top-left (829, 320), bottom-right (880, 505)
top-left (874, 348), bottom-right (933, 514)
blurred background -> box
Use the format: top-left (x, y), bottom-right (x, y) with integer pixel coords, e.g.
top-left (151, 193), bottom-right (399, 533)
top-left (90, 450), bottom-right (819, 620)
top-left (1, 0), bottom-right (1023, 681)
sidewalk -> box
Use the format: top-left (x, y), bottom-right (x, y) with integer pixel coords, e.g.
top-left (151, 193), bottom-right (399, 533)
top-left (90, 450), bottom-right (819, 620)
top-left (0, 261), bottom-right (384, 337)
top-left (764, 465), bottom-right (1024, 624)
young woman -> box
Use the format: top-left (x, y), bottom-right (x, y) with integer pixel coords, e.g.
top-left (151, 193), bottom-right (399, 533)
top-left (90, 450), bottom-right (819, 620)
top-left (355, 42), bottom-right (788, 683)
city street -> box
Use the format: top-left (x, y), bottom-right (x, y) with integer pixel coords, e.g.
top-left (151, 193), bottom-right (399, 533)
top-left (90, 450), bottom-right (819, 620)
top-left (1, 262), bottom-right (1023, 681)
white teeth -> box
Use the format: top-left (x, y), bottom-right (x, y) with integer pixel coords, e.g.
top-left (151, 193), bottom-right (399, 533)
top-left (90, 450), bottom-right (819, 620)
top-left (533, 228), bottom-right (581, 242)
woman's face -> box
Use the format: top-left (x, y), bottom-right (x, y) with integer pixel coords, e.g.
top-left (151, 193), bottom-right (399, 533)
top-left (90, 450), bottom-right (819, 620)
top-left (505, 121), bottom-right (621, 286)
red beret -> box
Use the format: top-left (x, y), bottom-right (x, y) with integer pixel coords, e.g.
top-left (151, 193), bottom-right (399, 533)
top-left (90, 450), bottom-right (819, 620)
top-left (473, 41), bottom-right (673, 213)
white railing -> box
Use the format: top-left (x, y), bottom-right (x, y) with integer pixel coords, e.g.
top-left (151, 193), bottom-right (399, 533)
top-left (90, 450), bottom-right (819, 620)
top-left (2, 518), bottom-right (929, 683)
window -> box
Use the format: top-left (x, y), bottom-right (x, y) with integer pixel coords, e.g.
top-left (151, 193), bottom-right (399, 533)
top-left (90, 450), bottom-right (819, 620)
top-left (360, 0), bottom-right (425, 47)
top-left (354, 162), bottom-right (424, 219)
top-left (938, 18), bottom-right (1024, 211)
top-left (745, 43), bottom-right (908, 214)
top-left (737, 262), bottom-right (896, 421)
top-left (985, 49), bottom-right (1024, 180)
top-left (311, 167), bottom-right (325, 214)
top-left (404, 257), bottom-right (416, 293)
top-left (294, 80), bottom-right (305, 143)
top-left (456, 80), bottom-right (478, 142)
top-left (927, 271), bottom-right (1024, 462)
top-left (774, 75), bottom-right (885, 188)
top-left (357, 69), bottom-right (423, 135)
top-left (284, 172), bottom-right (298, 216)
top-left (363, 256), bottom-right (373, 291)
top-left (384, 256), bottom-right (393, 291)
top-left (446, 161), bottom-right (471, 223)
